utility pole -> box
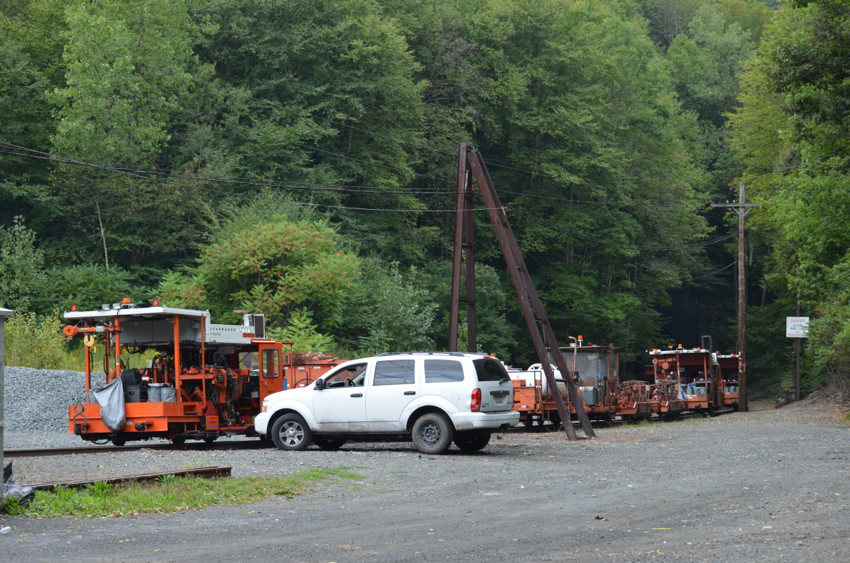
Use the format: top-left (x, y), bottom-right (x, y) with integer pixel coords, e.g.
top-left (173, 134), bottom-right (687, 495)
top-left (712, 181), bottom-right (755, 412)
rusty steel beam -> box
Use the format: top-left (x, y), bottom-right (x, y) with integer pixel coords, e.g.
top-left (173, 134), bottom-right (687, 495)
top-left (459, 144), bottom-right (595, 440)
top-left (25, 466), bottom-right (232, 491)
top-left (449, 145), bottom-right (477, 351)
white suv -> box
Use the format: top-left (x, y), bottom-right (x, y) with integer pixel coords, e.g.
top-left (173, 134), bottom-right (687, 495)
top-left (254, 352), bottom-right (519, 454)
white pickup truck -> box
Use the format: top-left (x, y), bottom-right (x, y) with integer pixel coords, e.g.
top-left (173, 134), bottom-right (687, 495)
top-left (254, 352), bottom-right (519, 454)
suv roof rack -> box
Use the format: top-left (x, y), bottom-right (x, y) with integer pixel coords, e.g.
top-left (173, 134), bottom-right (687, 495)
top-left (377, 351), bottom-right (470, 357)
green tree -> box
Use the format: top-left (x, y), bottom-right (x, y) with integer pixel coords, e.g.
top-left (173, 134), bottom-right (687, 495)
top-left (191, 0), bottom-right (428, 258)
top-left (335, 258), bottom-right (438, 355)
top-left (0, 216), bottom-right (46, 311)
top-left (637, 0), bottom-right (702, 48)
top-left (455, 0), bottom-right (709, 360)
top-left (50, 0), bottom-right (199, 273)
top-left (35, 264), bottom-right (139, 315)
top-left (668, 5), bottom-right (754, 128)
top-left (0, 1), bottom-right (68, 258)
top-left (729, 0), bottom-right (850, 395)
top-left (157, 218), bottom-right (360, 341)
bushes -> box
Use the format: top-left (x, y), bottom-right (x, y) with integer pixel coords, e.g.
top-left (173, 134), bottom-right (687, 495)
top-left (3, 311), bottom-right (80, 369)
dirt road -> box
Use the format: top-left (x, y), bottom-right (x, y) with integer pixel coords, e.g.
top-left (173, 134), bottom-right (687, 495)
top-left (2, 401), bottom-right (848, 562)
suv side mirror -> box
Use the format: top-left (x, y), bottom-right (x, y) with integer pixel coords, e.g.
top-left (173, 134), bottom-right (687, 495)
top-left (314, 378), bottom-right (326, 390)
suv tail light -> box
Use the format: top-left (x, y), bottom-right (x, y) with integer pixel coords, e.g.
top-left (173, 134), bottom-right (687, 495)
top-left (470, 388), bottom-right (482, 412)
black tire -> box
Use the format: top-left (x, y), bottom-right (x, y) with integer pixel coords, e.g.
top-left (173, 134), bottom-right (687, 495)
top-left (258, 433), bottom-right (274, 447)
top-left (411, 412), bottom-right (453, 454)
top-left (547, 413), bottom-right (561, 432)
top-left (313, 436), bottom-right (346, 451)
top-left (453, 430), bottom-right (491, 453)
top-left (111, 437), bottom-right (126, 447)
top-left (270, 413), bottom-right (312, 451)
top-left (171, 436), bottom-right (186, 446)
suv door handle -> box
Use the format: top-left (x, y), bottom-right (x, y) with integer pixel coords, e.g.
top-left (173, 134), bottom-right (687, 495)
top-left (404, 391), bottom-right (416, 396)
top-left (350, 393), bottom-right (363, 398)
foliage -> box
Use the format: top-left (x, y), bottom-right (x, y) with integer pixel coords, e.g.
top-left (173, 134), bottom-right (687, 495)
top-left (418, 259), bottom-right (515, 360)
top-left (190, 0), bottom-right (429, 258)
top-left (157, 218), bottom-right (360, 336)
top-left (729, 0), bottom-right (850, 396)
top-left (268, 309), bottom-right (336, 354)
top-left (49, 0), bottom-right (202, 273)
top-left (3, 311), bottom-right (78, 369)
top-left (34, 264), bottom-right (140, 315)
top-left (335, 258), bottom-right (438, 356)
top-left (668, 5), bottom-right (754, 128)
top-left (0, 216), bottom-right (46, 311)
top-left (637, 0), bottom-right (703, 48)
top-left (0, 0), bottom-right (823, 397)
top-left (452, 0), bottom-right (711, 360)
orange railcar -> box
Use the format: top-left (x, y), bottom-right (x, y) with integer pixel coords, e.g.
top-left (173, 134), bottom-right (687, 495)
top-left (649, 346), bottom-right (722, 415)
top-left (65, 300), bottom-right (344, 445)
top-left (715, 353), bottom-right (740, 410)
top-left (509, 342), bottom-right (619, 427)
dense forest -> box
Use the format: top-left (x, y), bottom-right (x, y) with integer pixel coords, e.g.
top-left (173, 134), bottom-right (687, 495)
top-left (1, 0), bottom-right (847, 399)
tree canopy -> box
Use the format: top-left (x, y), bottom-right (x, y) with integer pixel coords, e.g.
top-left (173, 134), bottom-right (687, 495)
top-left (10, 0), bottom-right (848, 400)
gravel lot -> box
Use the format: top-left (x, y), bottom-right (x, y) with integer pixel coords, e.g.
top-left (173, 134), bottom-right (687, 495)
top-left (2, 368), bottom-right (849, 561)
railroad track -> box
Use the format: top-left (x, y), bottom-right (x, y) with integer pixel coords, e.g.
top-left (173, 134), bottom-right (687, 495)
top-left (3, 439), bottom-right (269, 458)
top-left (5, 408), bottom-right (734, 458)
top-left (23, 466), bottom-right (233, 491)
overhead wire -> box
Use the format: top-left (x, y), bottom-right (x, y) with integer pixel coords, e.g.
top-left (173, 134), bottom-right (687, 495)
top-left (512, 209), bottom-right (737, 252)
top-left (0, 141), bottom-right (492, 213)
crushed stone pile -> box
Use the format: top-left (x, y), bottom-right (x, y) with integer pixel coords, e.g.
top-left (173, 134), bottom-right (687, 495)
top-left (2, 367), bottom-right (103, 433)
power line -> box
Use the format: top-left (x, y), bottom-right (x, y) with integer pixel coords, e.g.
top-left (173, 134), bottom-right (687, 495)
top-left (512, 209), bottom-right (736, 252)
top-left (0, 141), bottom-right (495, 214)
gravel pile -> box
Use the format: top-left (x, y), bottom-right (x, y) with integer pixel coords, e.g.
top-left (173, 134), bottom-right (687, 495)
top-left (2, 366), bottom-right (142, 450)
top-left (2, 367), bottom-right (96, 433)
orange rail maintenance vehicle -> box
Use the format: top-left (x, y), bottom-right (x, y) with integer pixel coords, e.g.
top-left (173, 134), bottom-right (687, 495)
top-left (510, 339), bottom-right (620, 427)
top-left (714, 353), bottom-right (740, 411)
top-left (649, 345), bottom-right (721, 415)
top-left (64, 299), bottom-right (343, 445)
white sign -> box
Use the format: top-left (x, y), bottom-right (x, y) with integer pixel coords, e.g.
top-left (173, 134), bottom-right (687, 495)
top-left (786, 316), bottom-right (810, 338)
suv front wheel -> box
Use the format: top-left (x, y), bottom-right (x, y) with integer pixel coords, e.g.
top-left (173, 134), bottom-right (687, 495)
top-left (411, 413), bottom-right (453, 454)
top-left (270, 413), bottom-right (313, 450)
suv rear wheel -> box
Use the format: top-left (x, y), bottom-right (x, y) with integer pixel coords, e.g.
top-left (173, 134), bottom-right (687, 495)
top-left (271, 413), bottom-right (312, 450)
top-left (411, 412), bottom-right (453, 454)
top-left (313, 436), bottom-right (346, 450)
top-left (453, 430), bottom-right (491, 452)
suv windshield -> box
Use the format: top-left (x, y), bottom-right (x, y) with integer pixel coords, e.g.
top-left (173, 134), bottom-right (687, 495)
top-left (473, 358), bottom-right (509, 382)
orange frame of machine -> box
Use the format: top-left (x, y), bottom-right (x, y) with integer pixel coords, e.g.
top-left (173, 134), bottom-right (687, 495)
top-left (64, 301), bottom-right (344, 444)
top-left (650, 346), bottom-right (721, 414)
top-left (511, 342), bottom-right (620, 426)
top-left (715, 353), bottom-right (740, 410)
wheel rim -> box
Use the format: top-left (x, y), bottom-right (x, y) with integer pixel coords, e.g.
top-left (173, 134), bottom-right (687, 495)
top-left (279, 421), bottom-right (305, 447)
top-left (419, 421), bottom-right (442, 446)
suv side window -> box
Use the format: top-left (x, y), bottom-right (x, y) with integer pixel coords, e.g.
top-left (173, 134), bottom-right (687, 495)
top-left (424, 359), bottom-right (465, 383)
top-left (373, 359), bottom-right (415, 386)
top-left (325, 363), bottom-right (367, 387)
top-left (472, 357), bottom-right (509, 382)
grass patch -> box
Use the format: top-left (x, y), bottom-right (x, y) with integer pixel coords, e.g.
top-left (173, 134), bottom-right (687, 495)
top-left (1, 467), bottom-right (362, 518)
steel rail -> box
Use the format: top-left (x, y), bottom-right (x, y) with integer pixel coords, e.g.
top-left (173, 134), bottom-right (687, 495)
top-left (25, 466), bottom-right (232, 491)
top-left (4, 439), bottom-right (268, 458)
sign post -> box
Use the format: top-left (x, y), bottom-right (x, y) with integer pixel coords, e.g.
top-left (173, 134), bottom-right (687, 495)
top-left (786, 316), bottom-right (809, 401)
top-left (0, 308), bottom-right (13, 504)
